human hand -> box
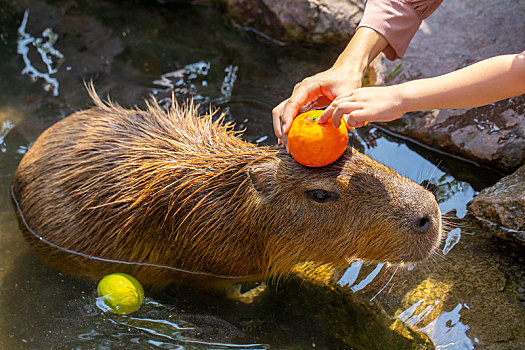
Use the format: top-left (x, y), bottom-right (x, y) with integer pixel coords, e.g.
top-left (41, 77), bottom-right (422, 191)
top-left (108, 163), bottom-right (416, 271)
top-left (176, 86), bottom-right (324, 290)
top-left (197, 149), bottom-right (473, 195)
top-left (319, 85), bottom-right (406, 128)
top-left (272, 67), bottom-right (362, 147)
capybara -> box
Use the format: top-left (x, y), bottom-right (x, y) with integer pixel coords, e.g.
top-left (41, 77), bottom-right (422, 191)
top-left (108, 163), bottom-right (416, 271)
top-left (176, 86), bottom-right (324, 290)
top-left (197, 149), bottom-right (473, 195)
top-left (12, 86), bottom-right (442, 288)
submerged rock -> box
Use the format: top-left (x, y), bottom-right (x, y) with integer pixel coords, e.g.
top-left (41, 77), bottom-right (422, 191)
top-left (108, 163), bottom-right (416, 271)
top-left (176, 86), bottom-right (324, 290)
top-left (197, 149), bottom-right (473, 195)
top-left (331, 229), bottom-right (525, 349)
top-left (381, 0), bottom-right (525, 173)
top-left (467, 164), bottom-right (525, 246)
top-left (223, 0), bottom-right (364, 44)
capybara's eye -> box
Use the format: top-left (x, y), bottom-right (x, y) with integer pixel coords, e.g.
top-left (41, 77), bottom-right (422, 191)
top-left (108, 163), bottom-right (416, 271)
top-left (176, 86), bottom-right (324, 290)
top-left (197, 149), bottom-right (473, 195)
top-left (306, 189), bottom-right (337, 203)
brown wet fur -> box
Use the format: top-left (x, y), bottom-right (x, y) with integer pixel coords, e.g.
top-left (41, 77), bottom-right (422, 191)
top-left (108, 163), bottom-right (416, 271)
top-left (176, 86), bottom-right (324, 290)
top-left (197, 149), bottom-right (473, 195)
top-left (12, 86), bottom-right (442, 288)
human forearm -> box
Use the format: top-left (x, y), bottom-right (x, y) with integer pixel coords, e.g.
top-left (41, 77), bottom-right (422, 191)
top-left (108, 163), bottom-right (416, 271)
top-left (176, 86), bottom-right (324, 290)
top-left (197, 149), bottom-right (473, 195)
top-left (399, 52), bottom-right (525, 112)
top-left (333, 27), bottom-right (388, 82)
top-left (320, 51), bottom-right (525, 128)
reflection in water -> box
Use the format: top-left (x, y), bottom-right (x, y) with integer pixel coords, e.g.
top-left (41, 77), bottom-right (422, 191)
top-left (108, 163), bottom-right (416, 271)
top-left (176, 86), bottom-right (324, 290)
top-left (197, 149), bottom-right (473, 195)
top-left (338, 238), bottom-right (473, 349)
top-left (443, 228), bottom-right (461, 255)
top-left (337, 262), bottom-right (399, 301)
top-left (152, 61), bottom-right (239, 109)
top-left (112, 317), bottom-right (266, 349)
top-left (106, 313), bottom-right (267, 349)
top-left (350, 263), bottom-right (384, 293)
top-left (417, 303), bottom-right (474, 350)
top-left (152, 60), bottom-right (211, 106)
top-left (220, 65), bottom-right (238, 100)
top-left (0, 120), bottom-right (15, 152)
top-left (338, 261), bottom-right (363, 288)
top-left (17, 10), bottom-right (63, 96)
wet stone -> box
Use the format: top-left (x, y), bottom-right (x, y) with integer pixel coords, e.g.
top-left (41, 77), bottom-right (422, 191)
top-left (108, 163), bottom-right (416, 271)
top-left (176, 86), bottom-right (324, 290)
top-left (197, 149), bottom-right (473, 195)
top-left (467, 164), bottom-right (525, 246)
top-left (222, 0), bottom-right (364, 44)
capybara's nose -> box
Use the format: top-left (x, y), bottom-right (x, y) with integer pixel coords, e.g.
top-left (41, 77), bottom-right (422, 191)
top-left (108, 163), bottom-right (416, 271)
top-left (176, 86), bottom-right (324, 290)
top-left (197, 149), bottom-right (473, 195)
top-left (411, 215), bottom-right (434, 234)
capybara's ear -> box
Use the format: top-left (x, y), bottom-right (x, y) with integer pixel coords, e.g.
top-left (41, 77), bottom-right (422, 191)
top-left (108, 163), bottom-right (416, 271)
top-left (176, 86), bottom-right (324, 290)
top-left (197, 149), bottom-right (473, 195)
top-left (248, 162), bottom-right (276, 194)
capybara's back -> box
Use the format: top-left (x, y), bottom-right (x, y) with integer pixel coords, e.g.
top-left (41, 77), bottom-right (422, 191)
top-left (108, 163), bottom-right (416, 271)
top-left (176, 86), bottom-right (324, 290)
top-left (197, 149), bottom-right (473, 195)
top-left (12, 87), bottom-right (442, 287)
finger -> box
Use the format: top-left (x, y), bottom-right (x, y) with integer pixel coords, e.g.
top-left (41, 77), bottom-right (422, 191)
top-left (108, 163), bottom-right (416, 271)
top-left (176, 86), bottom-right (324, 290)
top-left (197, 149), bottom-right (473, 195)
top-left (319, 104), bottom-right (335, 124)
top-left (344, 110), bottom-right (370, 128)
top-left (332, 102), bottom-right (360, 129)
top-left (318, 96), bottom-right (349, 125)
top-left (347, 109), bottom-right (371, 123)
top-left (319, 92), bottom-right (357, 124)
top-left (282, 133), bottom-right (289, 151)
top-left (281, 82), bottom-right (325, 135)
top-left (272, 100), bottom-right (287, 139)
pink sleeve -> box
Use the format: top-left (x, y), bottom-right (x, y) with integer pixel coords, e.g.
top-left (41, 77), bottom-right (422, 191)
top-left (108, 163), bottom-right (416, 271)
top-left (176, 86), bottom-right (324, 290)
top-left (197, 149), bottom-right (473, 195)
top-left (357, 0), bottom-right (443, 60)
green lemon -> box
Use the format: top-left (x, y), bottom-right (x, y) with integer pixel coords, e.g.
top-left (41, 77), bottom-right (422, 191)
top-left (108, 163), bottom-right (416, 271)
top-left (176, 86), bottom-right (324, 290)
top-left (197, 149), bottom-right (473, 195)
top-left (97, 273), bottom-right (144, 315)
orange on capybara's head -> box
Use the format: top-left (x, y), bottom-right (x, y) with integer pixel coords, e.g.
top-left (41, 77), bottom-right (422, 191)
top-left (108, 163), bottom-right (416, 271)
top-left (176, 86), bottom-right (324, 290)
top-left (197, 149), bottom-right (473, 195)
top-left (12, 85), bottom-right (442, 288)
top-left (288, 110), bottom-right (349, 167)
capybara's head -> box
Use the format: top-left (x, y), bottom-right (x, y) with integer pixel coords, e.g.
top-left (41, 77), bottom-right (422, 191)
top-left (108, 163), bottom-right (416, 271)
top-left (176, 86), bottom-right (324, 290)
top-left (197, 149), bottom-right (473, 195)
top-left (248, 148), bottom-right (441, 272)
top-left (12, 87), bottom-right (441, 286)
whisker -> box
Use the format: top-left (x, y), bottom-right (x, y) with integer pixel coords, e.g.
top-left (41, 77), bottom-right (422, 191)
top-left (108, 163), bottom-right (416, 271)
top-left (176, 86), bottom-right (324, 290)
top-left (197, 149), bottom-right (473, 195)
top-left (427, 160), bottom-right (442, 188)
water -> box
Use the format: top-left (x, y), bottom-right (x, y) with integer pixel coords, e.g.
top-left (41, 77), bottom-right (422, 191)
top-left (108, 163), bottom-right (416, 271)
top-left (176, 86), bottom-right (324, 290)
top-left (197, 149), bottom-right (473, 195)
top-left (1, 1), bottom-right (521, 349)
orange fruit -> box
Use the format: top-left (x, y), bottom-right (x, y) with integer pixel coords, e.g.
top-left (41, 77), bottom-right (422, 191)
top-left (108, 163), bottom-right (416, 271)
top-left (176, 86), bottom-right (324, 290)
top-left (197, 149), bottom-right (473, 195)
top-left (288, 110), bottom-right (349, 167)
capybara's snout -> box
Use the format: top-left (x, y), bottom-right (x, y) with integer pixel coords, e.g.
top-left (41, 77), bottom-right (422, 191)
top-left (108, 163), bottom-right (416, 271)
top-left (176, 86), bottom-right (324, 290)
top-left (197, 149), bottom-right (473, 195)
top-left (374, 178), bottom-right (442, 264)
top-left (409, 193), bottom-right (440, 235)
top-left (399, 186), bottom-right (442, 262)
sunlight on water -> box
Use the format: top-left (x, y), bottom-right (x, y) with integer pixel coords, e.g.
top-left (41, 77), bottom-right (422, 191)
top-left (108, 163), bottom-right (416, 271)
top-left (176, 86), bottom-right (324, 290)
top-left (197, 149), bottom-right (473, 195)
top-left (0, 120), bottom-right (15, 152)
top-left (17, 10), bottom-right (63, 96)
top-left (417, 303), bottom-right (474, 350)
top-left (442, 228), bottom-right (461, 255)
top-left (152, 60), bottom-right (211, 100)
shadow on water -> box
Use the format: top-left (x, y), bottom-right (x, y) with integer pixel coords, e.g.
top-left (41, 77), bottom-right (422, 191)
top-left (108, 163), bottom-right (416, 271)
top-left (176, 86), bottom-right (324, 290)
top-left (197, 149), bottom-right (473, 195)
top-left (0, 249), bottom-right (430, 349)
top-left (1, 0), bottom-right (523, 349)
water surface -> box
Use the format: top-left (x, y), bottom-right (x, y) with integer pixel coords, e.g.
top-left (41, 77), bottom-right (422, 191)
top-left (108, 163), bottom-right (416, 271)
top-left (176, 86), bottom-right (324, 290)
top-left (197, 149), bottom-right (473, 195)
top-left (1, 1), bottom-right (521, 349)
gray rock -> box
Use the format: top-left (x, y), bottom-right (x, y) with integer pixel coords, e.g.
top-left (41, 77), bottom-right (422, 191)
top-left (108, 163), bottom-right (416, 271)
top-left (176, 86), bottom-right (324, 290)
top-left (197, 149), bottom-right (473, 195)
top-left (223, 0), bottom-right (364, 44)
top-left (467, 164), bottom-right (525, 245)
top-left (381, 0), bottom-right (525, 173)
